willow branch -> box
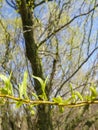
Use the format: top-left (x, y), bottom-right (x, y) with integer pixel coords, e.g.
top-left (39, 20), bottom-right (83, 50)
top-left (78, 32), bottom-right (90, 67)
top-left (1, 94), bottom-right (98, 108)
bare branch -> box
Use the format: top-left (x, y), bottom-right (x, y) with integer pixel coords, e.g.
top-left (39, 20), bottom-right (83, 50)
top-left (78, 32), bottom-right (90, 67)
top-left (38, 3), bottom-right (98, 47)
top-left (34, 0), bottom-right (53, 7)
top-left (5, 0), bottom-right (17, 9)
top-left (55, 46), bottom-right (98, 97)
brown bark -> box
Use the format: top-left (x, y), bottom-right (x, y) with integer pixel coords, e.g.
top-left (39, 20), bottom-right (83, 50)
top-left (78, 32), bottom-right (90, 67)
top-left (18, 0), bottom-right (53, 130)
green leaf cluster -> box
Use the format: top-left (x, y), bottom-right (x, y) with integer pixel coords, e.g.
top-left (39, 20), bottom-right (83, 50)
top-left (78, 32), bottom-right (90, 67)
top-left (0, 72), bottom-right (98, 114)
top-left (19, 71), bottom-right (28, 99)
top-left (85, 86), bottom-right (97, 101)
top-left (0, 73), bottom-right (13, 95)
top-left (53, 96), bottom-right (64, 112)
top-left (32, 75), bottom-right (48, 100)
top-left (69, 83), bottom-right (83, 103)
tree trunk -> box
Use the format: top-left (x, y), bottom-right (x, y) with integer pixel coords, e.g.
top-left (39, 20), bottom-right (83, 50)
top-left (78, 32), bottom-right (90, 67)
top-left (18, 1), bottom-right (53, 130)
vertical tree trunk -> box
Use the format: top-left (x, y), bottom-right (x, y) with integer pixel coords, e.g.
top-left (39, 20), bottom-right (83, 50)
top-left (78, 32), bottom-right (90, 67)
top-left (19, 1), bottom-right (53, 130)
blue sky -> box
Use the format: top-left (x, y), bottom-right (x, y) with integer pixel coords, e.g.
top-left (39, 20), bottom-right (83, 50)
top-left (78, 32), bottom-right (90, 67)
top-left (1, 1), bottom-right (17, 18)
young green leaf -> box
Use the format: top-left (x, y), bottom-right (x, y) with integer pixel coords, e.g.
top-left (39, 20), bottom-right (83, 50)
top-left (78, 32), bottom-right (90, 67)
top-left (63, 97), bottom-right (72, 105)
top-left (53, 96), bottom-right (63, 104)
top-left (75, 91), bottom-right (83, 101)
top-left (59, 106), bottom-right (64, 113)
top-left (32, 75), bottom-right (44, 89)
top-left (16, 101), bottom-right (23, 108)
top-left (32, 92), bottom-right (39, 100)
top-left (0, 98), bottom-right (6, 105)
top-left (22, 71), bottom-right (28, 98)
top-left (90, 86), bottom-right (97, 100)
top-left (31, 110), bottom-right (35, 115)
top-left (71, 93), bottom-right (77, 103)
top-left (32, 75), bottom-right (48, 100)
top-left (0, 73), bottom-right (13, 95)
top-left (0, 88), bottom-right (8, 95)
top-left (19, 71), bottom-right (28, 99)
top-left (39, 92), bottom-right (48, 100)
top-left (85, 95), bottom-right (92, 101)
top-left (69, 84), bottom-right (77, 103)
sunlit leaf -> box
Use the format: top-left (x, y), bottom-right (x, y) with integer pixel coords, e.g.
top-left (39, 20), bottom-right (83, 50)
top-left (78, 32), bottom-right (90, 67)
top-left (0, 73), bottom-right (13, 95)
top-left (90, 86), bottom-right (97, 100)
top-left (32, 75), bottom-right (44, 90)
top-left (32, 75), bottom-right (48, 100)
top-left (53, 96), bottom-right (63, 104)
top-left (16, 101), bottom-right (23, 108)
top-left (19, 71), bottom-right (28, 99)
top-left (31, 110), bottom-right (35, 115)
top-left (63, 98), bottom-right (72, 104)
top-left (32, 92), bottom-right (39, 100)
top-left (75, 91), bottom-right (83, 101)
top-left (59, 106), bottom-right (64, 113)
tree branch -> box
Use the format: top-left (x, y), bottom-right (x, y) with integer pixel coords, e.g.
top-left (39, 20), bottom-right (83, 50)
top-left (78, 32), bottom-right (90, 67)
top-left (5, 0), bottom-right (17, 9)
top-left (1, 94), bottom-right (98, 108)
top-left (38, 3), bottom-right (98, 47)
top-left (55, 46), bottom-right (98, 97)
top-left (34, 0), bottom-right (53, 7)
